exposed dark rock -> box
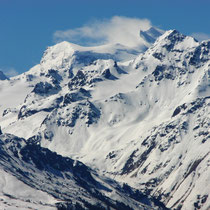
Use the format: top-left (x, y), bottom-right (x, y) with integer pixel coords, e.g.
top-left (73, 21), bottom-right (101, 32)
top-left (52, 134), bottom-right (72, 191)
top-left (2, 108), bottom-right (18, 117)
top-left (121, 140), bottom-right (156, 175)
top-left (186, 97), bottom-right (208, 114)
top-left (162, 30), bottom-right (186, 51)
top-left (102, 69), bottom-right (112, 79)
top-left (18, 95), bottom-right (63, 120)
top-left (89, 77), bottom-right (103, 83)
top-left (152, 52), bottom-right (165, 61)
top-left (172, 104), bottom-right (187, 117)
top-left (68, 70), bottom-right (87, 90)
top-left (44, 130), bottom-right (54, 141)
top-left (46, 69), bottom-right (62, 83)
top-left (26, 74), bottom-right (34, 82)
top-left (43, 100), bottom-right (100, 129)
top-left (27, 134), bottom-right (42, 145)
top-left (189, 41), bottom-right (210, 66)
top-left (106, 151), bottom-right (117, 159)
top-left (32, 81), bottom-right (60, 95)
top-left (102, 68), bottom-right (118, 80)
top-left (193, 194), bottom-right (208, 209)
top-left (113, 61), bottom-right (127, 74)
top-left (18, 105), bottom-right (38, 119)
top-left (152, 65), bottom-right (177, 82)
top-left (184, 157), bottom-right (205, 179)
top-left (63, 88), bottom-right (90, 105)
top-left (152, 65), bottom-right (166, 81)
top-left (63, 93), bottom-right (84, 105)
top-left (18, 105), bottom-right (56, 120)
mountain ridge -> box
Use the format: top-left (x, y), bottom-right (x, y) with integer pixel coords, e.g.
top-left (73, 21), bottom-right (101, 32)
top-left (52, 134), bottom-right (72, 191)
top-left (0, 29), bottom-right (209, 209)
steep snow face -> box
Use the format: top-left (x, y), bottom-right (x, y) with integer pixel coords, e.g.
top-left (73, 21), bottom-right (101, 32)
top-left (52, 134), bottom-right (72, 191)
top-left (0, 30), bottom-right (210, 209)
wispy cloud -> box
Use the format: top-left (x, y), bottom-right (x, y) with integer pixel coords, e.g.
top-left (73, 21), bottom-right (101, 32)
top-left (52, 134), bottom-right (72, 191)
top-left (53, 16), bottom-right (152, 47)
top-left (0, 67), bottom-right (19, 78)
top-left (191, 32), bottom-right (210, 42)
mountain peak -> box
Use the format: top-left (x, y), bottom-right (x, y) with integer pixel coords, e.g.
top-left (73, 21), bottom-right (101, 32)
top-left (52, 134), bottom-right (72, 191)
top-left (140, 27), bottom-right (164, 44)
top-left (151, 29), bottom-right (199, 53)
top-left (0, 71), bottom-right (9, 80)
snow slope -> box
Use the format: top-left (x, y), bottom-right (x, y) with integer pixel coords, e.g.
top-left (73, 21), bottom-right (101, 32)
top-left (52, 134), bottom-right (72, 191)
top-left (0, 29), bottom-right (209, 209)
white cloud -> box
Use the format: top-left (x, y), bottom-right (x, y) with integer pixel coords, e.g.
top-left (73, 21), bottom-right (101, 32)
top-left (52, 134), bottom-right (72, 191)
top-left (191, 32), bottom-right (210, 42)
top-left (1, 68), bottom-right (19, 78)
top-left (53, 16), bottom-right (152, 47)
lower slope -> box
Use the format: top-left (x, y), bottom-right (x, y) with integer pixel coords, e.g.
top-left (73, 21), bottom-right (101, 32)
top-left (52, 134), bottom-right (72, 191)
top-left (0, 133), bottom-right (167, 210)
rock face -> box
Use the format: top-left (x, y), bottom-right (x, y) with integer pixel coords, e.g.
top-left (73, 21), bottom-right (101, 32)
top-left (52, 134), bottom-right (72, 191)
top-left (0, 30), bottom-right (209, 209)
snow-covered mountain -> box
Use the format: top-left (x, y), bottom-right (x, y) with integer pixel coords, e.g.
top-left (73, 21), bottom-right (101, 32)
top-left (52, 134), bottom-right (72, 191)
top-left (0, 71), bottom-right (8, 81)
top-left (0, 29), bottom-right (209, 209)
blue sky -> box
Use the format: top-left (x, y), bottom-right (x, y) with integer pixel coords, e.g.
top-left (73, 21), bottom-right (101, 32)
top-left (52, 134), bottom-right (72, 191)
top-left (0, 0), bottom-right (210, 76)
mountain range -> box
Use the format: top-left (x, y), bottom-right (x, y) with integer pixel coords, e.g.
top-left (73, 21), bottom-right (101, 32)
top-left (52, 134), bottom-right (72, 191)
top-left (0, 27), bottom-right (209, 209)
